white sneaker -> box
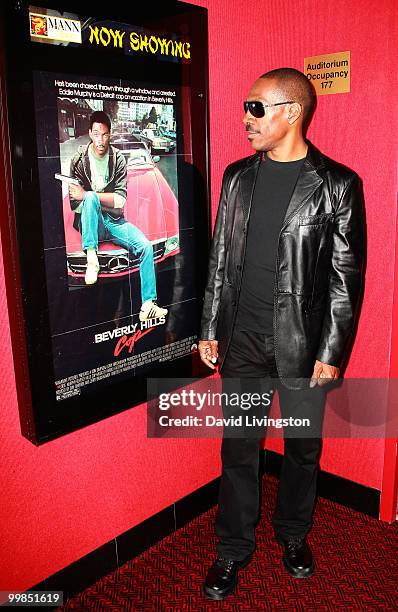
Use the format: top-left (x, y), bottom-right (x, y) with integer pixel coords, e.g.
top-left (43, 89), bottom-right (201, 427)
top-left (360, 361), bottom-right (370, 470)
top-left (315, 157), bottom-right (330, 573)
top-left (139, 300), bottom-right (168, 321)
top-left (85, 261), bottom-right (100, 284)
top-left (85, 249), bottom-right (99, 285)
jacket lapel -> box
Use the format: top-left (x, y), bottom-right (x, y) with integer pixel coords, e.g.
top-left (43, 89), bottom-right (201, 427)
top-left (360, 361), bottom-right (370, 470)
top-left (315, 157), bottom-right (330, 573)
top-left (239, 154), bottom-right (262, 221)
top-left (238, 143), bottom-right (324, 226)
top-left (281, 143), bottom-right (324, 229)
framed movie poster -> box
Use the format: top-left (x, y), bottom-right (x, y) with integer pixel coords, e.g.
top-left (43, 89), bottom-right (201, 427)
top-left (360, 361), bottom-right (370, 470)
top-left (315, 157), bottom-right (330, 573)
top-left (1, 0), bottom-right (210, 443)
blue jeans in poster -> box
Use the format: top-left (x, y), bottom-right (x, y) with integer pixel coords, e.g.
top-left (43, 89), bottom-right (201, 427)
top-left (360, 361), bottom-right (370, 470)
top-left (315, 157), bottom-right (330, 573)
top-left (79, 191), bottom-right (157, 303)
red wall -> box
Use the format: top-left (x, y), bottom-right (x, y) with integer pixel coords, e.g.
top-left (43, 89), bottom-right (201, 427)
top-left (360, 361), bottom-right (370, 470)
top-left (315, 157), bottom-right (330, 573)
top-left (191, 0), bottom-right (398, 486)
top-left (1, 0), bottom-right (397, 592)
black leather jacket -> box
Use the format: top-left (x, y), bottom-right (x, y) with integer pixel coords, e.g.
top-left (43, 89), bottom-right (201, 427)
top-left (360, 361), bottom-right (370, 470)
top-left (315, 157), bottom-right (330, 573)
top-left (69, 144), bottom-right (127, 230)
top-left (200, 142), bottom-right (365, 388)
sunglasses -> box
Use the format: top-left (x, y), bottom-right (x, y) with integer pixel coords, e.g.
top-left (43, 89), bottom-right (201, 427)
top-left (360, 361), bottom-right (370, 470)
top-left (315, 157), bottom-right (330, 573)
top-left (243, 100), bottom-right (295, 118)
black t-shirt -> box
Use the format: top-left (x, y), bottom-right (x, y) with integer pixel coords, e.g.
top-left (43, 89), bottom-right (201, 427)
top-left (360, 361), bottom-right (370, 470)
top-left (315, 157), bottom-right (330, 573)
top-left (235, 153), bottom-right (305, 334)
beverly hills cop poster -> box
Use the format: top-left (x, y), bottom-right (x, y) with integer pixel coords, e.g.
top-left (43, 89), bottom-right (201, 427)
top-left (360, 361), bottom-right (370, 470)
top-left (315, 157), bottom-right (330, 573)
top-left (2, 1), bottom-right (209, 443)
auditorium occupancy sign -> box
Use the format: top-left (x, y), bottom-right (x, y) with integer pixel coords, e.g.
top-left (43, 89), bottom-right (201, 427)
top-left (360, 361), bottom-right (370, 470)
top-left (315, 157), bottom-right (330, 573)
top-left (304, 51), bottom-right (350, 95)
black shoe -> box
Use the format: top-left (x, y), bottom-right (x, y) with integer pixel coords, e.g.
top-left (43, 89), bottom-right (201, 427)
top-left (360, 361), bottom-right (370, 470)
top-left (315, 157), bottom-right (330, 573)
top-left (279, 536), bottom-right (314, 578)
top-left (203, 555), bottom-right (252, 600)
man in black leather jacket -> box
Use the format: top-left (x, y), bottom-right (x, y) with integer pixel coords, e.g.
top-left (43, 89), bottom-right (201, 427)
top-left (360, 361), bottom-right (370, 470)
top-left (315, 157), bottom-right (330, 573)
top-left (199, 68), bottom-right (365, 600)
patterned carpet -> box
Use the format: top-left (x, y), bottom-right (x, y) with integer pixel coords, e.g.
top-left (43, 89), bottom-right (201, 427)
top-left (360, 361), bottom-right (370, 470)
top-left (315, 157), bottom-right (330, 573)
top-left (59, 476), bottom-right (398, 611)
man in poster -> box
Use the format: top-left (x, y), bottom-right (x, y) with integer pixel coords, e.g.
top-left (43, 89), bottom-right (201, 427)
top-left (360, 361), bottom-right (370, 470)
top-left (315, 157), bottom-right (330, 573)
top-left (68, 110), bottom-right (168, 321)
top-left (199, 68), bottom-right (365, 599)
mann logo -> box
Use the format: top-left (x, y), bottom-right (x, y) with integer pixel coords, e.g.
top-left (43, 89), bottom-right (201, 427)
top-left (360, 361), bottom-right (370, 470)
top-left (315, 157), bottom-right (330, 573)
top-left (29, 12), bottom-right (82, 44)
top-left (30, 15), bottom-right (47, 37)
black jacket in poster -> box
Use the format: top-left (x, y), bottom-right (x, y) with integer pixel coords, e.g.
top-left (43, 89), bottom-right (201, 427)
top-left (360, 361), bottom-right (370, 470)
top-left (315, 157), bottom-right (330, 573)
top-left (69, 143), bottom-right (127, 229)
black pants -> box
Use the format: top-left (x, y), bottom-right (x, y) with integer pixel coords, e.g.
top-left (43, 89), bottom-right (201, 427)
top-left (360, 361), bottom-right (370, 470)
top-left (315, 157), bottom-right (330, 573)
top-left (216, 328), bottom-right (325, 561)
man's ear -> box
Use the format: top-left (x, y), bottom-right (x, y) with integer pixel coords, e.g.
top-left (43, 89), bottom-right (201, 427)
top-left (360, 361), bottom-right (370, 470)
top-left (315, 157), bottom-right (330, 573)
top-left (287, 102), bottom-right (303, 125)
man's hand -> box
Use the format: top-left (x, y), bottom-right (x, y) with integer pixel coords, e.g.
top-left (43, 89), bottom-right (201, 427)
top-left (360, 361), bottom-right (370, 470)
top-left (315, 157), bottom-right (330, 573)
top-left (310, 359), bottom-right (340, 387)
top-left (198, 340), bottom-right (219, 370)
top-left (69, 184), bottom-right (86, 202)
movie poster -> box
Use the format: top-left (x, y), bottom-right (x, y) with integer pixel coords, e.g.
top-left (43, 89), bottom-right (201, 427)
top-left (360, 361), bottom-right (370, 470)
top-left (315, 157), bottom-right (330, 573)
top-left (3, 1), bottom-right (208, 442)
top-left (33, 69), bottom-right (199, 402)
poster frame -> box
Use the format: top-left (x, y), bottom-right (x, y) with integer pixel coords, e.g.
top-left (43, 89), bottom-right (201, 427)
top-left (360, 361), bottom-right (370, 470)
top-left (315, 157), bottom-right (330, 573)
top-left (1, 0), bottom-right (211, 444)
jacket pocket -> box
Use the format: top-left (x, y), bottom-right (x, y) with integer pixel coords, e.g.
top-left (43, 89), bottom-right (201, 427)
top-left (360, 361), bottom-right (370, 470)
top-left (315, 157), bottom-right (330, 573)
top-left (298, 212), bottom-right (334, 226)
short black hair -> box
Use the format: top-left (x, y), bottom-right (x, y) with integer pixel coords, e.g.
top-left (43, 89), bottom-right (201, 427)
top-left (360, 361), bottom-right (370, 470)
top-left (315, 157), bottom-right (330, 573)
top-left (89, 110), bottom-right (111, 132)
top-left (260, 68), bottom-right (316, 122)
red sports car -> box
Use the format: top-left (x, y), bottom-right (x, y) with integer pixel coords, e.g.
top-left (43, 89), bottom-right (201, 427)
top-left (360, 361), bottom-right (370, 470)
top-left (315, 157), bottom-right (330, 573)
top-left (63, 146), bottom-right (179, 285)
